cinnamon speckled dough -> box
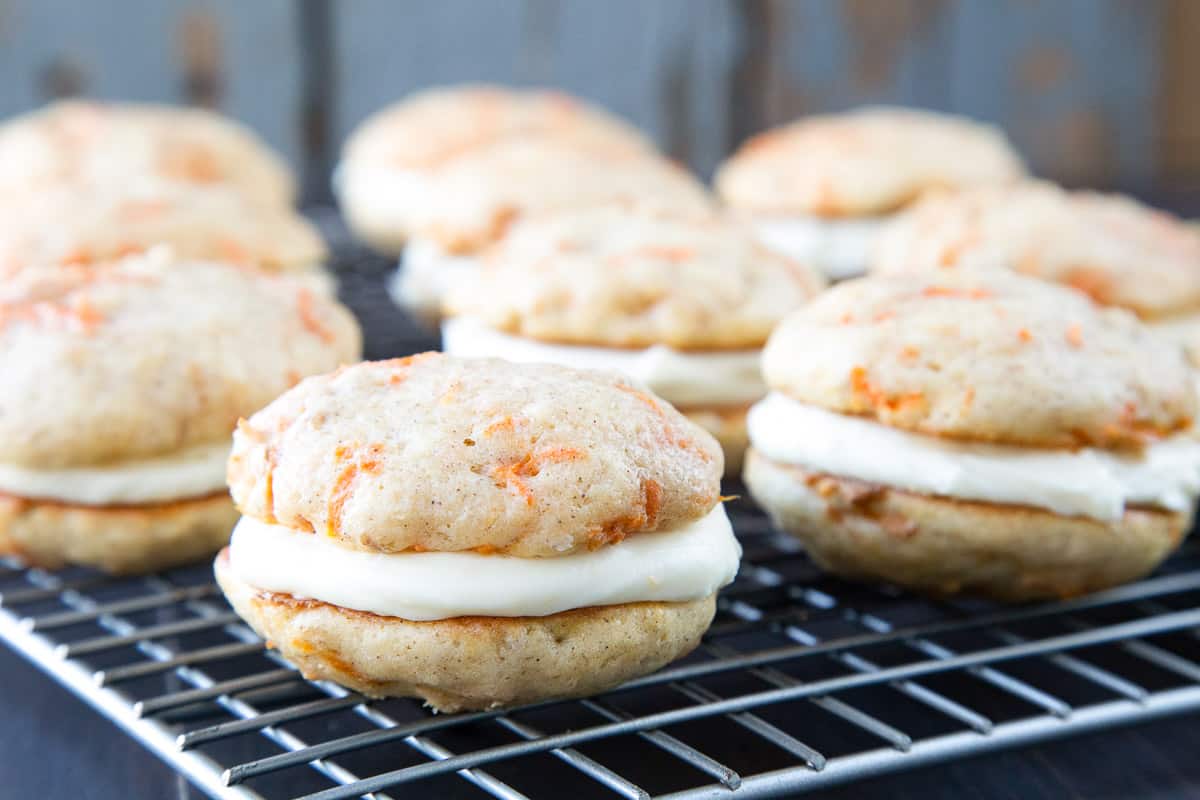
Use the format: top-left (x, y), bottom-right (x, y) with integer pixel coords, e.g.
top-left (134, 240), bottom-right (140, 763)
top-left (0, 100), bottom-right (294, 207)
top-left (762, 272), bottom-right (1196, 448)
top-left (744, 450), bottom-right (1187, 601)
top-left (0, 252), bottom-right (361, 469)
top-left (0, 492), bottom-right (239, 574)
top-left (227, 354), bottom-right (723, 557)
top-left (216, 551), bottom-right (714, 711)
top-left (338, 84), bottom-right (655, 252)
top-left (410, 141), bottom-right (713, 252)
top-left (871, 182), bottom-right (1200, 320)
top-left (715, 107), bottom-right (1025, 217)
top-left (446, 206), bottom-right (824, 349)
top-left (0, 180), bottom-right (326, 277)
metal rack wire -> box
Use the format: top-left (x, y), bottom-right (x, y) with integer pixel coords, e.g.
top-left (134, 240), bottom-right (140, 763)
top-left (4, 503), bottom-right (1200, 800)
top-left (3, 226), bottom-right (1200, 799)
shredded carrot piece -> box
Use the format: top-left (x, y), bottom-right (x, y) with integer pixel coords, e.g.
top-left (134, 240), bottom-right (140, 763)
top-left (1066, 324), bottom-right (1083, 348)
top-left (326, 444), bottom-right (384, 536)
top-left (484, 416), bottom-right (517, 436)
top-left (489, 447), bottom-right (585, 506)
top-left (921, 286), bottom-right (992, 299)
top-left (297, 288), bottom-right (336, 344)
top-left (849, 366), bottom-right (924, 413)
top-left (1017, 328), bottom-right (1033, 343)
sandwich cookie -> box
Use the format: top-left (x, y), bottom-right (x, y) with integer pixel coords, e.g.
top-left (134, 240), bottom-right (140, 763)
top-left (443, 205), bottom-right (825, 474)
top-left (336, 84), bottom-right (656, 254)
top-left (389, 139), bottom-right (712, 322)
top-left (217, 354), bottom-right (739, 711)
top-left (715, 107), bottom-right (1024, 280)
top-left (0, 252), bottom-right (360, 573)
top-left (871, 181), bottom-right (1200, 364)
top-left (744, 272), bottom-right (1200, 600)
top-left (0, 100), bottom-right (294, 208)
top-left (0, 180), bottom-right (329, 285)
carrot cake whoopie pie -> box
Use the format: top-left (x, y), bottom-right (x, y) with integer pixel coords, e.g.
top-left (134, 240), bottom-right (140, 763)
top-left (336, 84), bottom-right (656, 254)
top-left (217, 354), bottom-right (740, 711)
top-left (715, 107), bottom-right (1025, 280)
top-left (0, 252), bottom-right (360, 573)
top-left (0, 100), bottom-right (294, 208)
top-left (871, 180), bottom-right (1200, 363)
top-left (744, 272), bottom-right (1200, 601)
top-left (442, 205), bottom-right (825, 474)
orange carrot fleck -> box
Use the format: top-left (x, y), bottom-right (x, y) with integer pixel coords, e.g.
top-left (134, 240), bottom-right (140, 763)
top-left (922, 286), bottom-right (992, 300)
top-left (297, 288), bottom-right (336, 344)
top-left (1066, 324), bottom-right (1083, 348)
top-left (1017, 328), bottom-right (1033, 343)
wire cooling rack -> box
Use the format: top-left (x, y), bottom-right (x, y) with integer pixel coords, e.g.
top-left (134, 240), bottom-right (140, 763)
top-left (4, 219), bottom-right (1200, 799)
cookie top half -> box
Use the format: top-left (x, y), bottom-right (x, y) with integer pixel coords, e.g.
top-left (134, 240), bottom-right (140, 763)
top-left (409, 140), bottom-right (713, 252)
top-left (340, 84), bottom-right (654, 172)
top-left (0, 180), bottom-right (325, 277)
top-left (715, 107), bottom-right (1025, 217)
top-left (0, 101), bottom-right (294, 207)
top-left (0, 252), bottom-right (361, 469)
top-left (871, 182), bottom-right (1200, 320)
top-left (762, 272), bottom-right (1195, 449)
top-left (227, 354), bottom-right (723, 557)
top-left (447, 205), bottom-right (825, 349)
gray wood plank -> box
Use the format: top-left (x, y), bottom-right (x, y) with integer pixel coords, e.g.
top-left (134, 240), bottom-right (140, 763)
top-left (0, 0), bottom-right (303, 168)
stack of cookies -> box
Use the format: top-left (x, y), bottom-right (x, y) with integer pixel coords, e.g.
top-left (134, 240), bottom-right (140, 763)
top-left (3, 87), bottom-right (1198, 714)
top-left (336, 84), bottom-right (713, 321)
top-left (0, 100), bottom-right (362, 573)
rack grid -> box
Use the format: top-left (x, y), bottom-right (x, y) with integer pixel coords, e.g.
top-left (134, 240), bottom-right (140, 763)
top-left (3, 226), bottom-right (1200, 799)
top-left (4, 500), bottom-right (1200, 800)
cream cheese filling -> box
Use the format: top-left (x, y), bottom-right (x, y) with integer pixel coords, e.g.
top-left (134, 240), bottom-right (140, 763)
top-left (227, 503), bottom-right (741, 620)
top-left (442, 316), bottom-right (766, 407)
top-left (0, 441), bottom-right (231, 506)
top-left (390, 237), bottom-right (480, 315)
top-left (752, 214), bottom-right (890, 280)
top-left (335, 163), bottom-right (432, 231)
top-left (748, 392), bottom-right (1200, 521)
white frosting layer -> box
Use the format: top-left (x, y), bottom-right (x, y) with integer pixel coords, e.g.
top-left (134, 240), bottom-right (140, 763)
top-left (753, 215), bottom-right (889, 280)
top-left (748, 393), bottom-right (1200, 521)
top-left (228, 504), bottom-right (741, 620)
top-left (442, 316), bottom-right (766, 407)
top-left (336, 163), bottom-right (432, 232)
top-left (0, 441), bottom-right (230, 506)
top-left (391, 238), bottom-right (480, 315)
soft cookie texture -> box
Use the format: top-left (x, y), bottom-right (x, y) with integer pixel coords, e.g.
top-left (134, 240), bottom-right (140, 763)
top-left (216, 552), bottom-right (713, 711)
top-left (0, 252), bottom-right (361, 469)
top-left (745, 452), bottom-right (1185, 601)
top-left (446, 206), bottom-right (824, 349)
top-left (871, 182), bottom-right (1200, 320)
top-left (762, 272), bottom-right (1196, 448)
top-left (227, 354), bottom-right (723, 557)
top-left (715, 107), bottom-right (1024, 217)
top-left (1, 493), bottom-right (239, 574)
top-left (0, 180), bottom-right (326, 278)
top-left (409, 141), bottom-right (713, 253)
top-left (341, 84), bottom-right (653, 171)
top-left (338, 85), bottom-right (655, 252)
top-left (0, 100), bottom-right (294, 207)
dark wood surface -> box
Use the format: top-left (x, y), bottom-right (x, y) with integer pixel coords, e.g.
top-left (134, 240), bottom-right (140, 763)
top-left (4, 639), bottom-right (1200, 799)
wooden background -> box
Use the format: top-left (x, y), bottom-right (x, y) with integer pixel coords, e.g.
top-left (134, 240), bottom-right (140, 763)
top-left (0, 0), bottom-right (1196, 205)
